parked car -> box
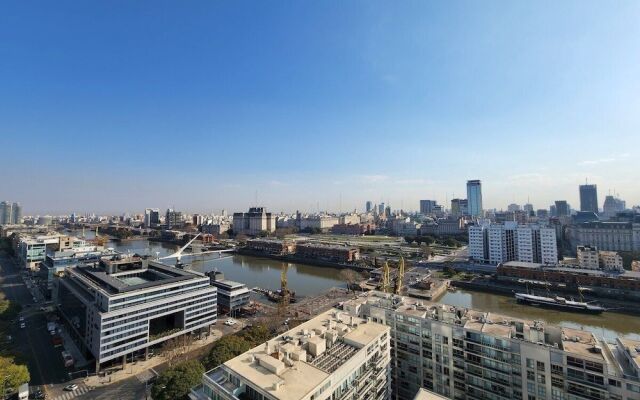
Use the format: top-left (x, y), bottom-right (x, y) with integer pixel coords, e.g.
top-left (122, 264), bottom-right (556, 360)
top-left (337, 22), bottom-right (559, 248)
top-left (63, 384), bottom-right (78, 391)
top-left (224, 318), bottom-right (237, 326)
top-left (20, 322), bottom-right (26, 329)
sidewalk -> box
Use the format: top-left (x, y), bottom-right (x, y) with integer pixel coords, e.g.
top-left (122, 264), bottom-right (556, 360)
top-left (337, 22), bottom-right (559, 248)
top-left (84, 328), bottom-right (226, 387)
top-left (58, 324), bottom-right (91, 369)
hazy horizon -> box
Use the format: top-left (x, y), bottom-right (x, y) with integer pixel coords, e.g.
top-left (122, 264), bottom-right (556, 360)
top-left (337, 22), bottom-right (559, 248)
top-left (2, 2), bottom-right (639, 215)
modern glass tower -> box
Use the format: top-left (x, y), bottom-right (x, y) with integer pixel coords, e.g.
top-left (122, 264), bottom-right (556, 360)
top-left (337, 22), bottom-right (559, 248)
top-left (579, 184), bottom-right (598, 213)
top-left (466, 179), bottom-right (483, 218)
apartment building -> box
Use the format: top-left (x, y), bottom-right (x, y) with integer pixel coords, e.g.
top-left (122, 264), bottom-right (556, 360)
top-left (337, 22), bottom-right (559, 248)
top-left (343, 291), bottom-right (640, 400)
top-left (469, 222), bottom-right (557, 265)
top-left (56, 256), bottom-right (217, 371)
top-left (233, 207), bottom-right (276, 236)
top-left (300, 215), bottom-right (340, 232)
top-left (190, 309), bottom-right (391, 400)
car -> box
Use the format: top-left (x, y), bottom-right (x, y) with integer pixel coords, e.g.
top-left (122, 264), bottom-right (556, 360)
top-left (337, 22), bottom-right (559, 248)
top-left (39, 307), bottom-right (47, 311)
top-left (19, 316), bottom-right (24, 322)
top-left (63, 384), bottom-right (78, 391)
top-left (34, 390), bottom-right (46, 399)
top-left (224, 318), bottom-right (237, 326)
top-left (20, 323), bottom-right (26, 329)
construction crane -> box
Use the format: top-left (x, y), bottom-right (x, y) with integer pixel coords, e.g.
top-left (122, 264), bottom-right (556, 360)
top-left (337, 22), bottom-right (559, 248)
top-left (278, 264), bottom-right (291, 317)
top-left (395, 257), bottom-right (405, 295)
top-left (381, 261), bottom-right (391, 293)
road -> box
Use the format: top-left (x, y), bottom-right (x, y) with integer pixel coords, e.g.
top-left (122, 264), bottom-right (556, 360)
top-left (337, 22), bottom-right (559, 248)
top-left (0, 252), bottom-right (70, 398)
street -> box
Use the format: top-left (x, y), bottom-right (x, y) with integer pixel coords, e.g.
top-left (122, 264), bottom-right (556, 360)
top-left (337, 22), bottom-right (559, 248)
top-left (0, 252), bottom-right (70, 398)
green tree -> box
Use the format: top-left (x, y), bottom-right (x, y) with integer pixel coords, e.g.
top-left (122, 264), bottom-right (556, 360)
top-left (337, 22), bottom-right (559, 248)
top-left (0, 356), bottom-right (30, 392)
top-left (151, 360), bottom-right (204, 400)
top-left (202, 335), bottom-right (252, 370)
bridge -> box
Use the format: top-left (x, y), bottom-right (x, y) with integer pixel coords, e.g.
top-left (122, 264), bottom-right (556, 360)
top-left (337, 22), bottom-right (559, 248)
top-left (159, 233), bottom-right (235, 262)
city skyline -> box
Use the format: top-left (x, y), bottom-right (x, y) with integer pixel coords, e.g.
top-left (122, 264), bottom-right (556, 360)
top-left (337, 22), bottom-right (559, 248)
top-left (2, 2), bottom-right (640, 213)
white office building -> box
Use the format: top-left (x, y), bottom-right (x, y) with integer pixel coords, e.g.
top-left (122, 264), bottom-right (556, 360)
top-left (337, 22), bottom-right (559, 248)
top-left (56, 256), bottom-right (217, 371)
top-left (469, 222), bottom-right (557, 265)
top-left (190, 309), bottom-right (391, 400)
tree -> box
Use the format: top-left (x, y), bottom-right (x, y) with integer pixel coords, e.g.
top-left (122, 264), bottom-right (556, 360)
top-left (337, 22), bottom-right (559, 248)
top-left (404, 236), bottom-right (414, 244)
top-left (151, 360), bottom-right (204, 400)
top-left (202, 335), bottom-right (253, 370)
top-left (421, 244), bottom-right (433, 260)
top-left (0, 356), bottom-right (30, 392)
top-left (339, 269), bottom-right (363, 294)
top-left (422, 236), bottom-right (435, 245)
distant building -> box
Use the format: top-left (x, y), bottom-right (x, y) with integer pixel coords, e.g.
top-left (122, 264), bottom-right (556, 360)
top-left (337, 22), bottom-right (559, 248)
top-left (246, 238), bottom-right (296, 255)
top-left (144, 208), bottom-right (160, 228)
top-left (295, 243), bottom-right (360, 263)
top-left (469, 221), bottom-right (557, 265)
top-left (536, 209), bottom-right (549, 218)
top-left (450, 198), bottom-right (468, 217)
top-left (165, 208), bottom-right (183, 228)
top-left (603, 195), bottom-right (626, 219)
top-left (300, 215), bottom-right (339, 232)
top-left (233, 207), bottom-right (275, 236)
top-left (599, 250), bottom-right (624, 272)
top-left (507, 203), bottom-right (521, 212)
top-left (0, 201), bottom-right (21, 225)
top-left (466, 179), bottom-right (483, 217)
top-left (555, 200), bottom-right (570, 217)
top-left (579, 184), bottom-right (599, 214)
top-left (201, 222), bottom-right (230, 236)
top-left (365, 200), bottom-right (373, 213)
top-left (567, 221), bottom-right (640, 252)
top-left (419, 217), bottom-right (465, 236)
top-left (331, 223), bottom-right (375, 235)
top-left (419, 200), bottom-right (437, 215)
top-left (577, 245), bottom-right (599, 269)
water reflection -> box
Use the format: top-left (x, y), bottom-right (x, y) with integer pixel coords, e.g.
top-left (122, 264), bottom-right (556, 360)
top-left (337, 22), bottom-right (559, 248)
top-left (440, 290), bottom-right (640, 341)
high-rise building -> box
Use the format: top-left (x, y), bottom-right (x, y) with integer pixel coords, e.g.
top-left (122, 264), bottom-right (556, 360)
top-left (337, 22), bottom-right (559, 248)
top-left (342, 291), bottom-right (640, 400)
top-left (579, 184), bottom-right (598, 213)
top-left (469, 221), bottom-right (557, 265)
top-left (466, 179), bottom-right (483, 218)
top-left (0, 201), bottom-right (23, 225)
top-left (450, 198), bottom-right (468, 217)
top-left (378, 202), bottom-right (385, 215)
top-left (366, 201), bottom-right (373, 213)
top-left (554, 200), bottom-right (570, 217)
top-left (191, 309), bottom-right (391, 400)
top-left (419, 200), bottom-right (437, 215)
top-left (11, 202), bottom-right (22, 224)
top-left (144, 208), bottom-right (160, 228)
top-left (165, 208), bottom-right (183, 228)
top-left (233, 207), bottom-right (276, 236)
top-left (602, 195), bottom-right (626, 219)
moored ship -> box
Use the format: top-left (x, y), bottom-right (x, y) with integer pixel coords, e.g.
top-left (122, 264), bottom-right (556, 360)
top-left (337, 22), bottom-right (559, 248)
top-left (515, 293), bottom-right (605, 314)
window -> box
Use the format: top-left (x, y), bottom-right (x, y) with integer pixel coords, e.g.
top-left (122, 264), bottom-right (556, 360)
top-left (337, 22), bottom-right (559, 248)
top-left (528, 371), bottom-right (536, 381)
top-left (551, 364), bottom-right (563, 375)
top-left (537, 374), bottom-right (546, 384)
top-left (527, 358), bottom-right (535, 369)
top-left (537, 361), bottom-right (546, 372)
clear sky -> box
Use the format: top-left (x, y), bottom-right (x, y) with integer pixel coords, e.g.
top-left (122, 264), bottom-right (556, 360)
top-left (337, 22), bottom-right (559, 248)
top-left (1, 1), bottom-right (639, 215)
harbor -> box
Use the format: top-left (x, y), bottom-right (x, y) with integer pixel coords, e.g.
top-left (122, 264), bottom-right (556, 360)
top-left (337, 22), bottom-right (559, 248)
top-left (71, 232), bottom-right (640, 341)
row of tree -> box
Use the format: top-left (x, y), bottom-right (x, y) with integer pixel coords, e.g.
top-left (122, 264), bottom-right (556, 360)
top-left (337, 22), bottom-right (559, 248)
top-left (151, 325), bottom-right (274, 400)
top-left (0, 294), bottom-right (30, 394)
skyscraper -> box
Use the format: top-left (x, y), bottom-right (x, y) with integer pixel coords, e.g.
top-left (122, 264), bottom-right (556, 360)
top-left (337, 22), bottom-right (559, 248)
top-left (555, 200), bottom-right (570, 217)
top-left (0, 201), bottom-right (11, 224)
top-left (579, 184), bottom-right (598, 213)
top-left (144, 208), bottom-right (160, 227)
top-left (419, 199), bottom-right (437, 215)
top-left (11, 202), bottom-right (22, 224)
top-left (466, 179), bottom-right (483, 218)
top-left (365, 200), bottom-right (372, 213)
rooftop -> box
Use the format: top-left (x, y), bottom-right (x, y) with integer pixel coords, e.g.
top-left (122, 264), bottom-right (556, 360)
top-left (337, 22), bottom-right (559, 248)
top-left (75, 258), bottom-right (200, 295)
top-left (212, 309), bottom-right (388, 400)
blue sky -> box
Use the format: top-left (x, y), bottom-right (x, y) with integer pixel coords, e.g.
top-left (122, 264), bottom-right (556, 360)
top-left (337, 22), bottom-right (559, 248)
top-left (1, 1), bottom-right (639, 214)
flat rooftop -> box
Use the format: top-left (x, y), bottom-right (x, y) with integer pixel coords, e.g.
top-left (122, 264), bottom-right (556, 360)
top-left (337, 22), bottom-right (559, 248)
top-left (76, 258), bottom-right (199, 294)
top-left (214, 309), bottom-right (388, 400)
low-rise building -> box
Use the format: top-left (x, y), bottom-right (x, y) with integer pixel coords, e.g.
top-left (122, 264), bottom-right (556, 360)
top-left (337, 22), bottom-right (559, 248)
top-left (300, 215), bottom-right (340, 232)
top-left (190, 309), bottom-right (391, 400)
top-left (295, 243), bottom-right (360, 263)
top-left (56, 256), bottom-right (217, 371)
top-left (577, 245), bottom-right (600, 269)
top-left (39, 245), bottom-right (116, 291)
top-left (246, 238), bottom-right (297, 255)
top-left (16, 233), bottom-right (67, 270)
top-left (208, 272), bottom-right (251, 316)
top-left (331, 223), bottom-right (375, 235)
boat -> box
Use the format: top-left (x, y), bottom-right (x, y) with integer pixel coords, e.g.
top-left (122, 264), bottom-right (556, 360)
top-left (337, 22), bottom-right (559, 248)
top-left (515, 293), bottom-right (605, 314)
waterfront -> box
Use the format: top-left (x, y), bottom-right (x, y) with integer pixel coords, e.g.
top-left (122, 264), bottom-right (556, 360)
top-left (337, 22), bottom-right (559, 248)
top-left (78, 234), bottom-right (640, 341)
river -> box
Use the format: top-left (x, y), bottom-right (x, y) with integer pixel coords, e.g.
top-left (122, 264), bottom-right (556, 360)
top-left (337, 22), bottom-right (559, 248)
top-left (72, 232), bottom-right (640, 341)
